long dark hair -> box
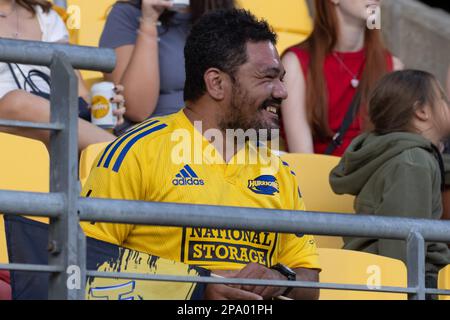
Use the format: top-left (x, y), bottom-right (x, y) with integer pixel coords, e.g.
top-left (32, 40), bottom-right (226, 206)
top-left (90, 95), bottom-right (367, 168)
top-left (119, 0), bottom-right (235, 26)
top-left (15, 0), bottom-right (52, 14)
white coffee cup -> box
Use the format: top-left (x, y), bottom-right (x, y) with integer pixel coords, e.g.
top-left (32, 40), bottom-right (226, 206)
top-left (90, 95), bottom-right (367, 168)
top-left (90, 82), bottom-right (117, 129)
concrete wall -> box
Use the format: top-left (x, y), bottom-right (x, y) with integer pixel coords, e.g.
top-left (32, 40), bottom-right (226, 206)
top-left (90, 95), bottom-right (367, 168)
top-left (305, 0), bottom-right (450, 86)
top-left (381, 0), bottom-right (450, 86)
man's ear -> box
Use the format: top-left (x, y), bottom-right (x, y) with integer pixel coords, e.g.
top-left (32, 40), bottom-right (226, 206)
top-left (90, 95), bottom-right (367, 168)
top-left (203, 68), bottom-right (228, 101)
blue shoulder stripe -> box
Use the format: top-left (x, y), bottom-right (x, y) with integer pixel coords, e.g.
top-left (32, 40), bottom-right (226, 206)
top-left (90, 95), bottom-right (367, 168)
top-left (103, 120), bottom-right (160, 169)
top-left (112, 123), bottom-right (168, 173)
top-left (96, 141), bottom-right (115, 168)
top-left (96, 119), bottom-right (160, 168)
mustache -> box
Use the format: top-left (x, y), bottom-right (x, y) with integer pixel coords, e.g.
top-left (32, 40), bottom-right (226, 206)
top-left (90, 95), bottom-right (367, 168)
top-left (260, 98), bottom-right (283, 110)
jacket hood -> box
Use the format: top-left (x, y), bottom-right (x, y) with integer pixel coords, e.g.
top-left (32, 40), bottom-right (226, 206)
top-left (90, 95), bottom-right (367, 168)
top-left (330, 132), bottom-right (436, 195)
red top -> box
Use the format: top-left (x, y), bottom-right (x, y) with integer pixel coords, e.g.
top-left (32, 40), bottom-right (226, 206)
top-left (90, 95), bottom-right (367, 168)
top-left (286, 47), bottom-right (393, 156)
top-left (0, 270), bottom-right (10, 284)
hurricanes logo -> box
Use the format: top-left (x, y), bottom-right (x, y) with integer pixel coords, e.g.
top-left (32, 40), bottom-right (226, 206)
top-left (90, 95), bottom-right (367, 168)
top-left (172, 165), bottom-right (205, 186)
top-left (248, 175), bottom-right (279, 196)
top-left (91, 96), bottom-right (110, 119)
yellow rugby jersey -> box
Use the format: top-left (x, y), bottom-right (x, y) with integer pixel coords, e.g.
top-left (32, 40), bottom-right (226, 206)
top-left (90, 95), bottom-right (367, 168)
top-left (81, 109), bottom-right (319, 271)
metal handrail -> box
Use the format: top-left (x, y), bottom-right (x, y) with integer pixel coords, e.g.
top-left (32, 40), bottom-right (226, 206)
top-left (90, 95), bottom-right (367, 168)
top-left (0, 38), bottom-right (449, 300)
top-left (0, 39), bottom-right (115, 72)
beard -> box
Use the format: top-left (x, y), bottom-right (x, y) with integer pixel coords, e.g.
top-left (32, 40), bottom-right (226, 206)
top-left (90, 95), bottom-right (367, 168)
top-left (218, 81), bottom-right (281, 142)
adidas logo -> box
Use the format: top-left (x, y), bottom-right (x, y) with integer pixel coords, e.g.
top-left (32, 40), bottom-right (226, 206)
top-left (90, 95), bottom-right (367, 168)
top-left (172, 165), bottom-right (205, 186)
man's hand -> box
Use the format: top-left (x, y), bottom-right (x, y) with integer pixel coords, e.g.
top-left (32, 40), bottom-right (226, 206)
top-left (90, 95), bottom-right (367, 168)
top-left (204, 283), bottom-right (263, 300)
top-left (232, 263), bottom-right (288, 300)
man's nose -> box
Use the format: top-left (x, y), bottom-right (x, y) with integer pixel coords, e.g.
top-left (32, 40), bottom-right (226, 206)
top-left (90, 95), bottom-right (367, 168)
top-left (273, 80), bottom-right (288, 101)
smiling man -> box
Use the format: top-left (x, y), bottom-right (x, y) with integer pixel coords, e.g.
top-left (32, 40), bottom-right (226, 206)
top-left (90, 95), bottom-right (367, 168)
top-left (81, 9), bottom-right (320, 300)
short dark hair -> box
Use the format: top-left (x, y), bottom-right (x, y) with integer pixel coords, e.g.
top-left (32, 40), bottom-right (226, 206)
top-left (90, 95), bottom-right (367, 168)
top-left (184, 9), bottom-right (277, 102)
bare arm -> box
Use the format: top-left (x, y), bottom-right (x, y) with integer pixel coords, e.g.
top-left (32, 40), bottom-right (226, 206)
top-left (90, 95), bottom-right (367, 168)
top-left (281, 52), bottom-right (314, 153)
top-left (106, 24), bottom-right (159, 122)
top-left (75, 70), bottom-right (90, 102)
top-left (229, 263), bottom-right (320, 300)
top-left (105, 0), bottom-right (173, 122)
top-left (288, 268), bottom-right (320, 300)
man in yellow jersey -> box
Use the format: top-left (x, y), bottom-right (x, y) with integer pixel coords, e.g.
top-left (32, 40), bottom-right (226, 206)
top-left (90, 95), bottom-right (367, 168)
top-left (81, 9), bottom-right (320, 300)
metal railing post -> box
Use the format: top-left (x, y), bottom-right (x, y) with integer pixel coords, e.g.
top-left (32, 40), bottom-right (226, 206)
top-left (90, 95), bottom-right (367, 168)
top-left (77, 226), bottom-right (87, 300)
top-left (47, 51), bottom-right (80, 300)
top-left (407, 231), bottom-right (426, 300)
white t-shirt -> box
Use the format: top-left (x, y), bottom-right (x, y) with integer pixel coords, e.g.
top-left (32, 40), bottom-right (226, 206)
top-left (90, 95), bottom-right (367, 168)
top-left (0, 6), bottom-right (69, 98)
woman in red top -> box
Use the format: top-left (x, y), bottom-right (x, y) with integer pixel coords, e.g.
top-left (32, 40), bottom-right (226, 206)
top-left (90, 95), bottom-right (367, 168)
top-left (281, 0), bottom-right (403, 156)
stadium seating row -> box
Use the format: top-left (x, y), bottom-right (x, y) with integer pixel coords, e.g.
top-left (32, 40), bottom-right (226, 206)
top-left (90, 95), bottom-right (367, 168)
top-left (0, 0), bottom-right (447, 301)
top-left (2, 133), bottom-right (449, 299)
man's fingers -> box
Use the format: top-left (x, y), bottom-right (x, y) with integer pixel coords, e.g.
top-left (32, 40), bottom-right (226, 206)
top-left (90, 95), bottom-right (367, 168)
top-left (259, 285), bottom-right (285, 299)
top-left (253, 284), bottom-right (269, 297)
top-left (237, 264), bottom-right (267, 292)
top-left (222, 286), bottom-right (263, 301)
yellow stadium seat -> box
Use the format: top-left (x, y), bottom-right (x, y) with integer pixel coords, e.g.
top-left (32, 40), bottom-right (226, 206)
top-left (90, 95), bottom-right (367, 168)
top-left (276, 31), bottom-right (309, 56)
top-left (51, 2), bottom-right (105, 87)
top-left (281, 154), bottom-right (355, 249)
top-left (0, 133), bottom-right (50, 264)
top-left (65, 0), bottom-right (115, 83)
top-left (66, 0), bottom-right (115, 47)
top-left (79, 142), bottom-right (110, 186)
top-left (82, 75), bottom-right (105, 91)
top-left (318, 248), bottom-right (407, 300)
top-left (239, 0), bottom-right (312, 53)
top-left (439, 265), bottom-right (450, 300)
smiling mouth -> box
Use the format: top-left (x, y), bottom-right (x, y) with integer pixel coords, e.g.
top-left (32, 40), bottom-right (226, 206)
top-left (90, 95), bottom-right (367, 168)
top-left (366, 3), bottom-right (379, 9)
top-left (265, 106), bottom-right (279, 115)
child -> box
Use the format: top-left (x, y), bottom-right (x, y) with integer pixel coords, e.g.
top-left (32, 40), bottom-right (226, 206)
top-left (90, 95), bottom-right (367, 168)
top-left (330, 70), bottom-right (450, 291)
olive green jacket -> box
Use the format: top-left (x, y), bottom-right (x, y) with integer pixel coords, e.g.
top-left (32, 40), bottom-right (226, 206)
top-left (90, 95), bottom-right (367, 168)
top-left (330, 132), bottom-right (450, 281)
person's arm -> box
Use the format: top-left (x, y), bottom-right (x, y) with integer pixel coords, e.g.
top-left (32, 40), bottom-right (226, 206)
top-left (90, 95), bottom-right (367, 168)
top-left (75, 70), bottom-right (91, 101)
top-left (280, 51), bottom-right (314, 153)
top-left (291, 267), bottom-right (319, 300)
top-left (230, 172), bottom-right (320, 300)
top-left (104, 0), bottom-right (173, 122)
top-left (272, 233), bottom-right (320, 300)
top-left (228, 262), bottom-right (319, 300)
